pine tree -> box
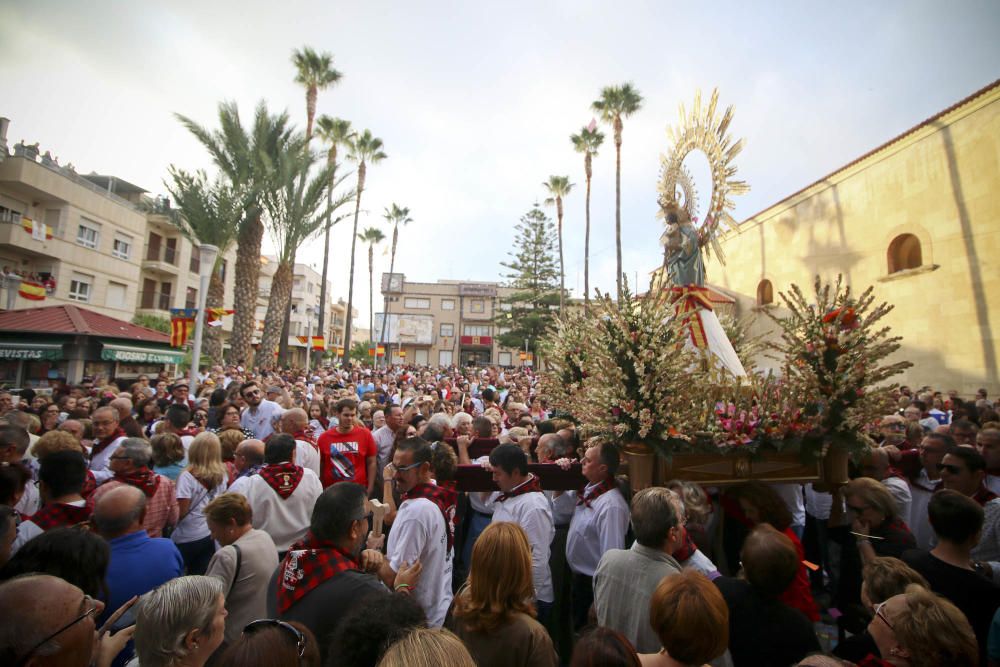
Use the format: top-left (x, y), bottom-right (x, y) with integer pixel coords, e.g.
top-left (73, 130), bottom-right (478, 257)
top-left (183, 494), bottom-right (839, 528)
top-left (496, 205), bottom-right (563, 359)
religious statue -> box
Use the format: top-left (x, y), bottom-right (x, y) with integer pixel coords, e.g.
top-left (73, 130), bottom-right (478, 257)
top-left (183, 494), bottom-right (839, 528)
top-left (660, 197), bottom-right (704, 287)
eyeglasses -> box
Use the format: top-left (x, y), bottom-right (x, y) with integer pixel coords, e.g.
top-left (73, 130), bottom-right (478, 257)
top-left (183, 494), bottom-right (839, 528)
top-left (15, 595), bottom-right (101, 666)
top-left (873, 600), bottom-right (894, 630)
top-left (243, 390), bottom-right (261, 398)
top-left (243, 619), bottom-right (307, 657)
top-left (936, 463), bottom-right (964, 475)
top-left (393, 461), bottom-right (423, 472)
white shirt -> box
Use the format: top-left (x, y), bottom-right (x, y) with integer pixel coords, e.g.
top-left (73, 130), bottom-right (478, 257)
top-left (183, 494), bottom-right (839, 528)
top-left (804, 483), bottom-right (834, 520)
top-left (546, 490), bottom-right (576, 527)
top-left (882, 476), bottom-right (913, 524)
top-left (242, 467), bottom-right (322, 551)
top-left (387, 497), bottom-right (453, 627)
top-left (11, 499), bottom-right (87, 554)
top-left (14, 480), bottom-right (39, 516)
top-left (294, 440), bottom-right (321, 477)
top-left (771, 483), bottom-right (806, 527)
top-left (491, 478), bottom-right (555, 603)
top-left (566, 484), bottom-right (630, 577)
top-left (90, 435), bottom-right (128, 484)
top-left (173, 472), bottom-right (227, 544)
top-left (986, 474), bottom-right (1000, 497)
top-left (228, 474), bottom-right (252, 496)
top-left (241, 400), bottom-right (284, 441)
top-left (372, 426), bottom-right (395, 469)
top-left (907, 469), bottom-right (939, 550)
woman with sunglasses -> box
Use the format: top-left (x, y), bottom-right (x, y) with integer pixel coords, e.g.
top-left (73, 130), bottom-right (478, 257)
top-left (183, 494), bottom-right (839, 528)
top-left (216, 619), bottom-right (320, 667)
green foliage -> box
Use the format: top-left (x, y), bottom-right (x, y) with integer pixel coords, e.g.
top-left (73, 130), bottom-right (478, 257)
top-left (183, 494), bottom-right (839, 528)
top-left (349, 340), bottom-right (370, 362)
top-left (495, 206), bottom-right (562, 357)
top-left (131, 313), bottom-right (171, 334)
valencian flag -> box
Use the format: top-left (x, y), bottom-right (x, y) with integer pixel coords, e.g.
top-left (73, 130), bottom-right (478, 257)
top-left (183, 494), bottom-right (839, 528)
top-left (170, 308), bottom-right (197, 348)
top-left (18, 280), bottom-right (46, 301)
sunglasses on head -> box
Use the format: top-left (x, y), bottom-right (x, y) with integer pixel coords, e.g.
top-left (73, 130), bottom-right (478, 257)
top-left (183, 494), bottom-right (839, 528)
top-left (243, 619), bottom-right (307, 657)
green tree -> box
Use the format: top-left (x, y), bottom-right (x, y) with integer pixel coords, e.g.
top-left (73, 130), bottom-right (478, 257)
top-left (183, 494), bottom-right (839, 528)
top-left (291, 47), bottom-right (342, 142)
top-left (542, 175), bottom-right (574, 314)
top-left (358, 226), bottom-right (386, 349)
top-left (313, 116), bottom-right (355, 365)
top-left (175, 101), bottom-right (293, 366)
top-left (349, 340), bottom-right (370, 362)
top-left (592, 83), bottom-right (643, 300)
top-left (378, 203), bottom-right (412, 360)
top-left (132, 313), bottom-right (171, 334)
top-left (342, 130), bottom-right (387, 367)
top-left (164, 168), bottom-right (242, 365)
top-left (570, 124), bottom-right (605, 303)
top-left (495, 205), bottom-right (562, 360)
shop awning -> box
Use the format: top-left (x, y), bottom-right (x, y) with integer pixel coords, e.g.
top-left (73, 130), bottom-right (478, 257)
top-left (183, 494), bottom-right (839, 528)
top-left (0, 342), bottom-right (64, 360)
top-left (101, 343), bottom-right (184, 365)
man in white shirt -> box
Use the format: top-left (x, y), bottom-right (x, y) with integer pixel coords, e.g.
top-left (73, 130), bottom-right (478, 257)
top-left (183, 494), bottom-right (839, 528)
top-left (279, 409), bottom-right (321, 476)
top-left (488, 443), bottom-right (555, 619)
top-left (379, 437), bottom-right (453, 627)
top-left (372, 405), bottom-right (403, 472)
top-left (89, 406), bottom-right (129, 484)
top-left (566, 441), bottom-right (629, 631)
top-left (240, 434), bottom-right (322, 554)
top-left (907, 433), bottom-right (950, 549)
top-left (860, 447), bottom-right (913, 522)
top-left (240, 381), bottom-right (284, 441)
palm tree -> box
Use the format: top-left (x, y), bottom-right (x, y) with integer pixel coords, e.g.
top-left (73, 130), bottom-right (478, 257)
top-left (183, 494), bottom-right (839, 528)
top-left (358, 226), bottom-right (386, 356)
top-left (592, 83), bottom-right (643, 300)
top-left (378, 203), bottom-right (412, 364)
top-left (341, 130), bottom-right (387, 368)
top-left (542, 176), bottom-right (575, 313)
top-left (164, 168), bottom-right (241, 365)
top-left (175, 101), bottom-right (293, 366)
top-left (291, 47), bottom-right (342, 142)
top-left (570, 124), bottom-right (605, 304)
top-left (258, 135), bottom-right (354, 369)
top-left (313, 116), bottom-right (355, 366)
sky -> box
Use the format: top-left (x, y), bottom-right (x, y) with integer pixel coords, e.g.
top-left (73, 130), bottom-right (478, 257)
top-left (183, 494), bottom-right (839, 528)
top-left (2, 1), bottom-right (999, 325)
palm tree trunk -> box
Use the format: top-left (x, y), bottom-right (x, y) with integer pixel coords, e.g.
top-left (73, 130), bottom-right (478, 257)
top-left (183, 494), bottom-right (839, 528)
top-left (259, 261), bottom-right (294, 370)
top-left (305, 88), bottom-right (317, 140)
top-left (230, 211), bottom-right (263, 367)
top-left (204, 267), bottom-right (225, 366)
top-left (379, 224), bottom-right (398, 366)
top-left (615, 126), bottom-right (623, 301)
top-left (342, 163), bottom-right (366, 368)
top-left (368, 244), bottom-right (374, 350)
top-left (315, 154), bottom-right (338, 369)
top-left (557, 197), bottom-right (565, 313)
top-left (277, 252), bottom-right (296, 368)
top-left (584, 154), bottom-right (592, 304)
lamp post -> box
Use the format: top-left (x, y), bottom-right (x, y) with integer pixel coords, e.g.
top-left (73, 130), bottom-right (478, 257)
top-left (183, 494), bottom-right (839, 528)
top-left (188, 244), bottom-right (219, 391)
top-left (305, 305), bottom-right (315, 375)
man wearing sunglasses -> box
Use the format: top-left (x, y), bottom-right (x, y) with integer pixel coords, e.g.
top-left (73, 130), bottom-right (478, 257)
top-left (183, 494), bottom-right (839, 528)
top-left (239, 381), bottom-right (284, 441)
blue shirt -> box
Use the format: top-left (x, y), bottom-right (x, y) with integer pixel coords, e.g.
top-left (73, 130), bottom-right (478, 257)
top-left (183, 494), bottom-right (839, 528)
top-left (102, 530), bottom-right (185, 622)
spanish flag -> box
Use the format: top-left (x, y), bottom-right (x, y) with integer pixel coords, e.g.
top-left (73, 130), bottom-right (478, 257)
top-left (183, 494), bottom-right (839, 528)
top-left (206, 308), bottom-right (235, 324)
top-left (311, 336), bottom-right (325, 351)
top-left (18, 280), bottom-right (46, 301)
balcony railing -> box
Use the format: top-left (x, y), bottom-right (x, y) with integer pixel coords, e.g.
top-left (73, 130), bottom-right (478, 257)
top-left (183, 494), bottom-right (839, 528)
top-left (138, 290), bottom-right (172, 311)
top-left (144, 244), bottom-right (178, 265)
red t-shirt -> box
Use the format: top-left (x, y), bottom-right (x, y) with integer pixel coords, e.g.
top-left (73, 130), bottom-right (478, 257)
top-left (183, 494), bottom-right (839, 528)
top-left (317, 425), bottom-right (377, 488)
top-left (779, 527), bottom-right (821, 622)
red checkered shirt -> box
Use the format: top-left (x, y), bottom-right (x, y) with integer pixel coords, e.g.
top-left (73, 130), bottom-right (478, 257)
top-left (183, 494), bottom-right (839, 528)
top-left (91, 474), bottom-right (178, 538)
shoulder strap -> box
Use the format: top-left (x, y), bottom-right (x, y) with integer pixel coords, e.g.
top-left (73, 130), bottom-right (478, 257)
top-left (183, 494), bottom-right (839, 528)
top-left (228, 544), bottom-right (242, 596)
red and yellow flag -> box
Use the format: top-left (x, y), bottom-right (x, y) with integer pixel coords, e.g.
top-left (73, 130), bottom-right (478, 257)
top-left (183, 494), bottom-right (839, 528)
top-left (18, 280), bottom-right (46, 301)
top-left (170, 317), bottom-right (195, 347)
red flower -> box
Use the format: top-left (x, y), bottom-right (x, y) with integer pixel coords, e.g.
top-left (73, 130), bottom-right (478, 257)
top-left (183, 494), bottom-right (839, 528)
top-left (822, 307), bottom-right (859, 330)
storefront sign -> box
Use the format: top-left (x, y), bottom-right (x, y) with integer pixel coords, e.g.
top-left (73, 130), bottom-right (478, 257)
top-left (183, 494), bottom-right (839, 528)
top-left (101, 344), bottom-right (184, 365)
top-left (459, 335), bottom-right (492, 346)
top-left (0, 343), bottom-right (62, 360)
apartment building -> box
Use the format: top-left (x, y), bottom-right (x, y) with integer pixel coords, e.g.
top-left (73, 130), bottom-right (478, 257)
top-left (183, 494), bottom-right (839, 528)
top-left (376, 273), bottom-right (529, 367)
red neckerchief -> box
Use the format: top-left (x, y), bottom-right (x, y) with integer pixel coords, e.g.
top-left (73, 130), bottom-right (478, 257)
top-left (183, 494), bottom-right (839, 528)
top-left (884, 466), bottom-right (908, 481)
top-left (177, 428), bottom-right (200, 438)
top-left (292, 430), bottom-right (317, 446)
top-left (115, 469), bottom-right (161, 498)
top-left (403, 482), bottom-right (454, 554)
top-left (277, 532), bottom-right (359, 613)
top-left (856, 654), bottom-right (893, 667)
top-left (973, 485), bottom-right (998, 506)
top-left (90, 428), bottom-right (125, 458)
top-left (81, 470), bottom-right (97, 499)
top-left (879, 516), bottom-right (911, 537)
top-left (496, 474), bottom-right (542, 502)
top-left (577, 478), bottom-right (615, 508)
top-left (672, 526), bottom-right (698, 562)
top-left (30, 502), bottom-right (90, 530)
top-left (258, 462), bottom-right (304, 499)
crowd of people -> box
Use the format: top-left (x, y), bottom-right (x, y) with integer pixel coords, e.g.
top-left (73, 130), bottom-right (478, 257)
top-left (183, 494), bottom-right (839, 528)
top-left (0, 365), bottom-right (998, 667)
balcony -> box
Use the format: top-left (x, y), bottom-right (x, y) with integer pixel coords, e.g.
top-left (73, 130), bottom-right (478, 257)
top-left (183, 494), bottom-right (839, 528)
top-left (137, 290), bottom-right (173, 312)
top-left (0, 214), bottom-right (62, 259)
top-left (142, 244), bottom-right (179, 275)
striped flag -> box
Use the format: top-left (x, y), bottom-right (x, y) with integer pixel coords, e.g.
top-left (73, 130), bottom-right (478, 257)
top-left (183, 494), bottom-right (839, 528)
top-left (169, 308), bottom-right (197, 347)
top-left (206, 308), bottom-right (235, 323)
top-left (311, 336), bottom-right (325, 351)
top-left (18, 280), bottom-right (46, 301)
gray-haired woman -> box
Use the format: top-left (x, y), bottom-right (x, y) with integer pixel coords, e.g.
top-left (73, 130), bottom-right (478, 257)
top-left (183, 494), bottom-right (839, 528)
top-left (131, 575), bottom-right (227, 667)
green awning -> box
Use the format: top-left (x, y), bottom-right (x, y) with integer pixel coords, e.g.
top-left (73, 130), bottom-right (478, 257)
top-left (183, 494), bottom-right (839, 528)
top-left (101, 343), bottom-right (184, 365)
top-left (0, 342), bottom-right (63, 361)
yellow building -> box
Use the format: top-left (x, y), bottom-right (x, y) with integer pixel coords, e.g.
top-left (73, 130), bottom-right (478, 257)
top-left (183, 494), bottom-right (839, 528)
top-left (695, 79), bottom-right (1000, 395)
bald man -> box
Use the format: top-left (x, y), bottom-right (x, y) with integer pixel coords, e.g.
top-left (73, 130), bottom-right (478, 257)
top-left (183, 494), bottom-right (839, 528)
top-left (90, 406), bottom-right (128, 484)
top-left (227, 439), bottom-right (266, 496)
top-left (94, 486), bottom-right (183, 624)
top-left (0, 574), bottom-right (109, 667)
top-left (280, 408), bottom-right (320, 476)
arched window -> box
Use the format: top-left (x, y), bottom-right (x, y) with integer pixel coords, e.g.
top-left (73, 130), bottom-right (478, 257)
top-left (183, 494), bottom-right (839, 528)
top-left (756, 279), bottom-right (773, 306)
top-left (887, 234), bottom-right (922, 274)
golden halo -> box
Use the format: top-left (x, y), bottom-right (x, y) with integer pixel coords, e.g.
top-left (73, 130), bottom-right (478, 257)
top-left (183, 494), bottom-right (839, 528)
top-left (658, 88), bottom-right (750, 260)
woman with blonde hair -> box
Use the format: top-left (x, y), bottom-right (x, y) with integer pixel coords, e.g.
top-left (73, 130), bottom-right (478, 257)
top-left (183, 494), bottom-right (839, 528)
top-left (378, 627), bottom-right (475, 667)
top-left (450, 521), bottom-right (557, 666)
top-left (173, 432), bottom-right (228, 575)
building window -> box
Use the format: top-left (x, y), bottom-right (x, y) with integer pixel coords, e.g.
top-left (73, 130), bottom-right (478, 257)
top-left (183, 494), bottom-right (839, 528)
top-left (499, 302), bottom-right (512, 311)
top-left (463, 325), bottom-right (490, 337)
top-left (189, 245), bottom-right (200, 273)
top-left (307, 282), bottom-right (313, 293)
top-left (106, 282), bottom-right (127, 309)
top-left (471, 299), bottom-right (485, 313)
top-left (0, 205), bottom-right (22, 224)
top-left (404, 297), bottom-right (430, 309)
top-left (112, 234), bottom-right (132, 260)
top-left (76, 220), bottom-right (100, 249)
top-left (887, 234), bottom-right (922, 274)
top-left (440, 323), bottom-right (454, 337)
top-left (498, 351), bottom-right (512, 366)
top-left (218, 260), bottom-right (227, 282)
top-left (756, 279), bottom-right (773, 306)
top-left (185, 287), bottom-right (198, 310)
top-left (439, 350), bottom-right (453, 365)
top-left (441, 299), bottom-right (455, 311)
top-left (68, 273), bottom-right (93, 302)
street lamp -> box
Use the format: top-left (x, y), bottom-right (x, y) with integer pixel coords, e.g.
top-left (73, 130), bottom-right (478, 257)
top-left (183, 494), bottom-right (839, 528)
top-left (188, 244), bottom-right (219, 391)
top-left (305, 305), bottom-right (315, 375)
